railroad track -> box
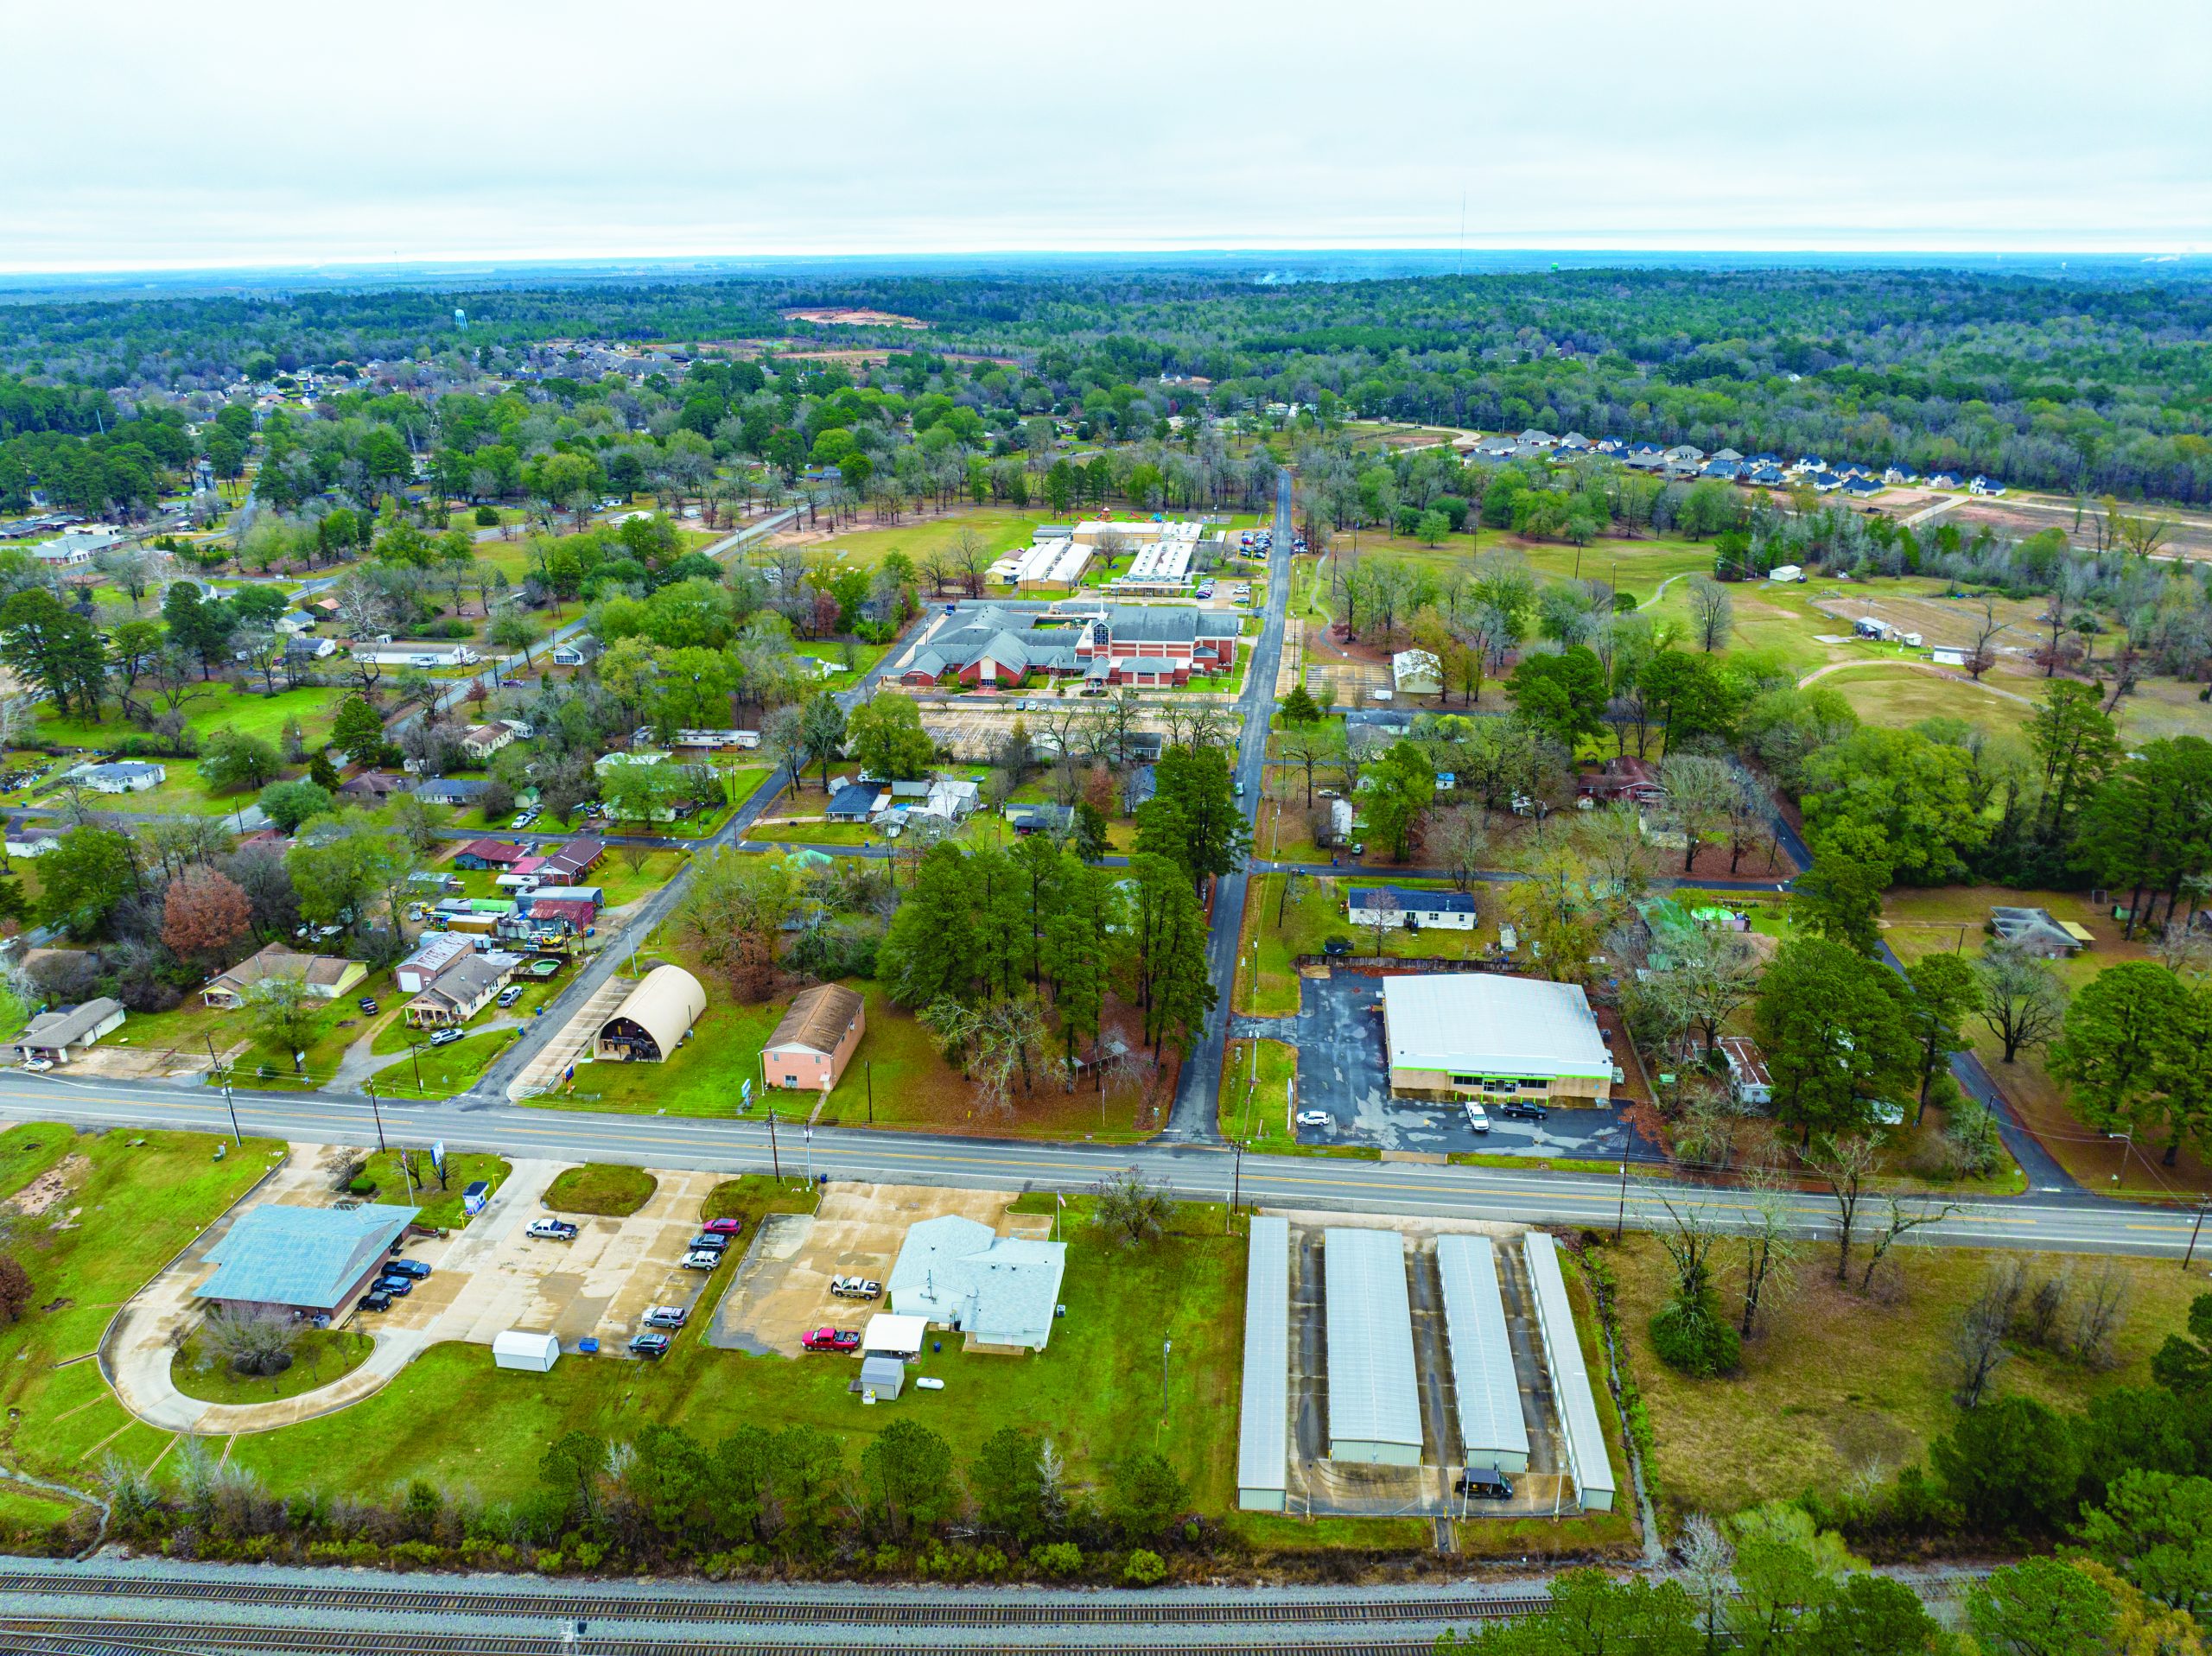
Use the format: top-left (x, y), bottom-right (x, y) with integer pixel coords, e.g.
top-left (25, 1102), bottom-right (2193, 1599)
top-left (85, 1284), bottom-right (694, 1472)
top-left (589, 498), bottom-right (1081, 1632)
top-left (0, 1571), bottom-right (1554, 1627)
top-left (0, 1624), bottom-right (1443, 1656)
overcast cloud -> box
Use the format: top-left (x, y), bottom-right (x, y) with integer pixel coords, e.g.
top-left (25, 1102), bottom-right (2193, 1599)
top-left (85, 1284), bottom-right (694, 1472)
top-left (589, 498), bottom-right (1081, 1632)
top-left (3, 0), bottom-right (2207, 270)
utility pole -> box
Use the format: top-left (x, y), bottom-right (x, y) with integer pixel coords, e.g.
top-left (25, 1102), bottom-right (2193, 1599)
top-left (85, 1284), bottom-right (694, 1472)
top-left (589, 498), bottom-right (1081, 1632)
top-left (767, 1108), bottom-right (781, 1183)
top-left (203, 1036), bottom-right (241, 1147)
top-left (367, 1081), bottom-right (385, 1152)
top-left (2187, 1201), bottom-right (2209, 1272)
top-left (1614, 1158), bottom-right (1629, 1242)
top-left (1229, 1140), bottom-right (1243, 1233)
top-left (410, 1039), bottom-right (424, 1094)
top-left (804, 1126), bottom-right (813, 1187)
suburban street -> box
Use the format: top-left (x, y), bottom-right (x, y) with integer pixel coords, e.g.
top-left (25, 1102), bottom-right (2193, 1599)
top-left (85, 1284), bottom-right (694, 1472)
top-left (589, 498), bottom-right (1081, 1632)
top-left (1166, 469), bottom-right (1295, 1139)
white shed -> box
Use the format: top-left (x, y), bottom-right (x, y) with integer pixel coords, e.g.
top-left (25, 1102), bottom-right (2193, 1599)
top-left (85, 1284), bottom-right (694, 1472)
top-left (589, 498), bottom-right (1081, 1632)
top-left (492, 1329), bottom-right (560, 1372)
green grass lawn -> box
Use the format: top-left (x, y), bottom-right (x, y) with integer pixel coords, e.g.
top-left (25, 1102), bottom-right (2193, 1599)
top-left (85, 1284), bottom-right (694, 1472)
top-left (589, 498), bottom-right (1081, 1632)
top-left (107, 968), bottom-right (394, 1088)
top-left (1220, 1038), bottom-right (1296, 1148)
top-left (810, 506), bottom-right (1041, 570)
top-left (1236, 871), bottom-right (1496, 1015)
top-left (353, 1151), bottom-right (512, 1229)
top-left (543, 1164), bottom-right (658, 1216)
top-left (220, 1195), bottom-right (1244, 1520)
top-left (592, 848), bottom-right (690, 910)
top-left (0, 1123), bottom-right (284, 1527)
top-left (1816, 663), bottom-right (2036, 734)
top-left (171, 1327), bottom-right (374, 1406)
top-left (372, 1027), bottom-right (519, 1100)
top-left (34, 684), bottom-right (346, 752)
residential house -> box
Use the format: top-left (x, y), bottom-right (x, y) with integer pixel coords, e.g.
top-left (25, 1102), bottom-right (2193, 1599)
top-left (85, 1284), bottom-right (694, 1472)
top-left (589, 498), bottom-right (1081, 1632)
top-left (1926, 472), bottom-right (1964, 490)
top-left (826, 781), bottom-right (880, 822)
top-left (394, 933), bottom-right (474, 995)
top-left (202, 943), bottom-right (366, 1008)
top-left (1710, 448), bottom-right (1743, 464)
top-left (460, 723), bottom-right (516, 762)
top-left (1577, 755), bottom-right (1662, 803)
top-left (874, 774), bottom-right (979, 828)
top-left (1745, 465), bottom-right (1787, 486)
top-left (67, 761), bottom-right (165, 795)
top-left (1662, 445), bottom-right (1705, 466)
top-left (1989, 905), bottom-right (2091, 959)
top-left (1345, 886), bottom-right (1478, 930)
top-left (1791, 454), bottom-right (1828, 474)
top-left (415, 777), bottom-right (494, 807)
top-left (1718, 1036), bottom-right (1772, 1107)
top-left (1884, 463), bottom-right (1921, 485)
top-left (1005, 803), bottom-right (1073, 836)
top-left (29, 526), bottom-right (121, 567)
top-left (1555, 431), bottom-right (1592, 451)
top-left (1841, 476), bottom-right (1885, 498)
top-left (1516, 428), bottom-right (1556, 447)
top-left (339, 771), bottom-right (408, 805)
top-left (404, 952), bottom-right (521, 1027)
top-left (16, 998), bottom-right (125, 1065)
top-left (1808, 472), bottom-right (1844, 493)
top-left (1969, 475), bottom-right (2006, 496)
top-left (452, 839), bottom-right (527, 872)
top-left (284, 634), bottom-right (337, 662)
top-left (1700, 459), bottom-right (1741, 480)
top-left (550, 637), bottom-right (595, 667)
top-left (760, 983), bottom-right (867, 1091)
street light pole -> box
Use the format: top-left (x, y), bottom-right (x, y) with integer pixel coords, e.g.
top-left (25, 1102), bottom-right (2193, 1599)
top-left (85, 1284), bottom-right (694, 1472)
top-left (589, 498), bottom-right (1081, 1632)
top-left (804, 1126), bottom-right (813, 1187)
top-left (1614, 1158), bottom-right (1629, 1243)
top-left (1229, 1140), bottom-right (1243, 1233)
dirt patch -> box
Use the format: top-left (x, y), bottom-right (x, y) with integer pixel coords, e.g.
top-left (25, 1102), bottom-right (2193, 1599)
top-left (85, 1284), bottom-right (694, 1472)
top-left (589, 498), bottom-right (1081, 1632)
top-left (8, 1155), bottom-right (89, 1218)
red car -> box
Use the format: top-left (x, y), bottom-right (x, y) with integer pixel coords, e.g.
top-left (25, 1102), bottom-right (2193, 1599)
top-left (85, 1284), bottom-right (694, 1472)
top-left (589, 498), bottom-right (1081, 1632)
top-left (700, 1217), bottom-right (744, 1235)
top-left (802, 1327), bottom-right (861, 1353)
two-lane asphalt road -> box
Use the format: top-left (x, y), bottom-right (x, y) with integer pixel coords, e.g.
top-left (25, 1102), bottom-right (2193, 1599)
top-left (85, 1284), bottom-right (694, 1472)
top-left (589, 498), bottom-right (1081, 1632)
top-left (1166, 472), bottom-right (1294, 1140)
top-left (2, 1068), bottom-right (2199, 1263)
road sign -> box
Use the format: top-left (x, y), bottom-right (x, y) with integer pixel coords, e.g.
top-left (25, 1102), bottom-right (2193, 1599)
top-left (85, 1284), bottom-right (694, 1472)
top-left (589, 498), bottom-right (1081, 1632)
top-left (430, 1142), bottom-right (446, 1180)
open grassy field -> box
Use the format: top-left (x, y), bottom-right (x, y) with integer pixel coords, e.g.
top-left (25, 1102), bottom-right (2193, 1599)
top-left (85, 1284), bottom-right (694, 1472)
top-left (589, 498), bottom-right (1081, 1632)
top-left (0, 1123), bottom-right (284, 1520)
top-left (1611, 1228), bottom-right (2209, 1522)
top-left (104, 964), bottom-right (398, 1088)
top-left (1814, 664), bottom-right (2037, 734)
top-left (804, 506), bottom-right (1041, 571)
top-left (34, 684), bottom-right (347, 753)
top-left (219, 1194), bottom-right (1244, 1520)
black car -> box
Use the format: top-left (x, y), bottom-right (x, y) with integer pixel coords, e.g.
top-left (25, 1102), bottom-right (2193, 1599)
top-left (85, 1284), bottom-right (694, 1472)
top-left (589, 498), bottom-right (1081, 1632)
top-left (1455, 1465), bottom-right (1515, 1501)
top-left (357, 996), bottom-right (380, 1015)
top-left (385, 1259), bottom-right (431, 1280)
top-left (688, 1233), bottom-right (729, 1253)
top-left (373, 1275), bottom-right (413, 1298)
top-left (357, 1290), bottom-right (393, 1312)
top-left (628, 1333), bottom-right (671, 1359)
top-left (1493, 1100), bottom-right (1549, 1121)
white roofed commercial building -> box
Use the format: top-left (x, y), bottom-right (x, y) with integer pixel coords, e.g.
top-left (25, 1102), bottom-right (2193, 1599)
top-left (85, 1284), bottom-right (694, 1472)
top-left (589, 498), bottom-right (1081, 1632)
top-left (1522, 1231), bottom-right (1616, 1512)
top-left (1324, 1228), bottom-right (1422, 1465)
top-left (1435, 1235), bottom-right (1530, 1474)
top-left (1237, 1215), bottom-right (1289, 1510)
top-left (1380, 974), bottom-right (1614, 1103)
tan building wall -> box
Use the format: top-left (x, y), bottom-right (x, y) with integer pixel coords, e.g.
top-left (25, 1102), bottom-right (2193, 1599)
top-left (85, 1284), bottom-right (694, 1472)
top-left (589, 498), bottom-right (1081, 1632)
top-left (1388, 1066), bottom-right (1611, 1104)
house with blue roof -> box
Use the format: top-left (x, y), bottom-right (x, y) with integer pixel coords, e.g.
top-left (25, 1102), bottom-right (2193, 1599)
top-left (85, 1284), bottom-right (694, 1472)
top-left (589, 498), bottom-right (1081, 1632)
top-left (888, 1214), bottom-right (1067, 1350)
top-left (1346, 885), bottom-right (1478, 930)
top-left (197, 1202), bottom-right (417, 1316)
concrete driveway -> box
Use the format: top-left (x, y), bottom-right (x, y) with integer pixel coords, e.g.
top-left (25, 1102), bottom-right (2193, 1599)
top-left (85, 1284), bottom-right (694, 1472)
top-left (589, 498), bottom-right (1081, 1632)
top-left (1281, 974), bottom-right (1644, 1161)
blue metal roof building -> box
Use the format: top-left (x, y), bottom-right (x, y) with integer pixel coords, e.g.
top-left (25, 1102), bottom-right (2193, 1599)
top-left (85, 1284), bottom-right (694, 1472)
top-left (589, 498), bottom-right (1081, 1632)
top-left (198, 1203), bottom-right (416, 1315)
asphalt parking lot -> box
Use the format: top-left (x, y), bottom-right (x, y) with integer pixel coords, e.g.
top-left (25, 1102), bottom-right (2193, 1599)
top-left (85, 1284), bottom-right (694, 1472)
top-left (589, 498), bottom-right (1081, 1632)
top-left (1279, 972), bottom-right (1648, 1159)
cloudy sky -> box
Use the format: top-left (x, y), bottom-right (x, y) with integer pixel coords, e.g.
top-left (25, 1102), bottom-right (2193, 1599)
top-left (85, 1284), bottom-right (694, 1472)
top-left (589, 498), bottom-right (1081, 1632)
top-left (5, 0), bottom-right (2207, 272)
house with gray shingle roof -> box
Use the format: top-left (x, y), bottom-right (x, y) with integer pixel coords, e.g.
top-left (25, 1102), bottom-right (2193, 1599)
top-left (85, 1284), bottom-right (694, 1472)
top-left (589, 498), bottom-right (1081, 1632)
top-left (888, 1214), bottom-right (1068, 1350)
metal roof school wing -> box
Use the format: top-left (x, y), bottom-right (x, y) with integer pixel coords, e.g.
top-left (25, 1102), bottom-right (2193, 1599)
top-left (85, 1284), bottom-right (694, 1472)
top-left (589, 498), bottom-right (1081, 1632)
top-left (1435, 1235), bottom-right (1531, 1474)
top-left (1238, 1215), bottom-right (1289, 1511)
top-left (1324, 1228), bottom-right (1422, 1465)
top-left (1522, 1231), bottom-right (1617, 1511)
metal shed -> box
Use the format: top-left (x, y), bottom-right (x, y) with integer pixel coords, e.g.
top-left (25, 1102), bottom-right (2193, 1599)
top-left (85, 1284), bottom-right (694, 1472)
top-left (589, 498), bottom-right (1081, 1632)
top-left (859, 1355), bottom-right (905, 1400)
top-left (1323, 1228), bottom-right (1422, 1466)
top-left (492, 1329), bottom-right (559, 1373)
top-left (1522, 1231), bottom-right (1616, 1511)
top-left (1237, 1216), bottom-right (1289, 1510)
top-left (1435, 1235), bottom-right (1530, 1475)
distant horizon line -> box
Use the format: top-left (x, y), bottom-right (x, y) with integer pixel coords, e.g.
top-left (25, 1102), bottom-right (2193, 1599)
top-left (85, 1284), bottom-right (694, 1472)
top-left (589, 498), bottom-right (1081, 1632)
top-left (1, 243), bottom-right (2207, 285)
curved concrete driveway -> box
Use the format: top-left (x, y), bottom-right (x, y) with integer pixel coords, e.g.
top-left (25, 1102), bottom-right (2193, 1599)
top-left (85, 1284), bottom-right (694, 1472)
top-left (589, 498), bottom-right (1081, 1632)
top-left (105, 1154), bottom-right (562, 1435)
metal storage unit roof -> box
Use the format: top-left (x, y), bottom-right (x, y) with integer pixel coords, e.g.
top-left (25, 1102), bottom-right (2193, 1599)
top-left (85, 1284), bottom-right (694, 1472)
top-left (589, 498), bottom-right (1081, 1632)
top-left (1237, 1216), bottom-right (1289, 1509)
top-left (1324, 1228), bottom-right (1422, 1462)
top-left (1435, 1235), bottom-right (1531, 1474)
top-left (1522, 1231), bottom-right (1617, 1511)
